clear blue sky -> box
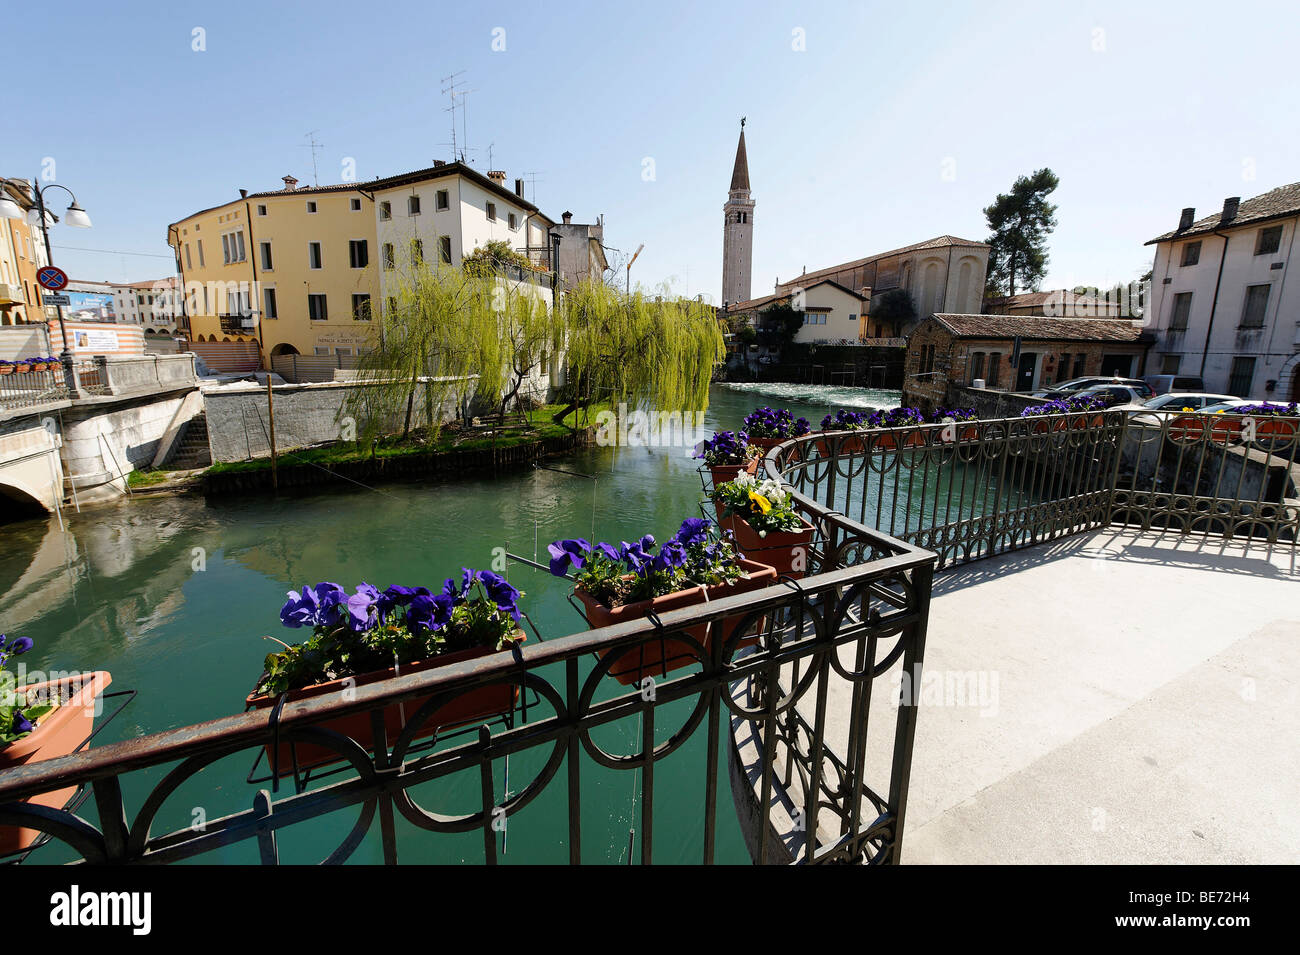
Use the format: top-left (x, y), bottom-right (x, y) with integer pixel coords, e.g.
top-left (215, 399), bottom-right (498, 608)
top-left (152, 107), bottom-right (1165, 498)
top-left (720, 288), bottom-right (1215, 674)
top-left (6, 0), bottom-right (1297, 299)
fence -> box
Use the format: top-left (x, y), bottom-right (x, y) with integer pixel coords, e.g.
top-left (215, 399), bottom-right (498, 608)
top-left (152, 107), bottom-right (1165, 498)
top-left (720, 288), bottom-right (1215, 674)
top-left (188, 340), bottom-right (260, 373)
top-left (0, 363), bottom-right (68, 412)
top-left (271, 353), bottom-right (362, 383)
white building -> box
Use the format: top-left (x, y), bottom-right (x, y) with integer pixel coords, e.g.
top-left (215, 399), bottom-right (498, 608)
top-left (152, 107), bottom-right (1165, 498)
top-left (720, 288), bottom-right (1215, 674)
top-left (110, 277), bottom-right (182, 334)
top-left (1146, 183), bottom-right (1300, 402)
top-left (730, 279), bottom-right (871, 345)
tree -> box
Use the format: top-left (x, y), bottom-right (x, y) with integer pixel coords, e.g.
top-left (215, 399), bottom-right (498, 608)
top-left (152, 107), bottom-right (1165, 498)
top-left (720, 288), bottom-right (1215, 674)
top-left (756, 301), bottom-right (803, 349)
top-left (463, 239), bottom-right (535, 277)
top-left (867, 288), bottom-right (916, 337)
top-left (983, 168), bottom-right (1059, 297)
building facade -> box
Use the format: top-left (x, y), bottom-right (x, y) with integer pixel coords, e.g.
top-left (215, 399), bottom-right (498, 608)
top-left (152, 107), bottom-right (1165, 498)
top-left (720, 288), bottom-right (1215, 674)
top-left (552, 211), bottom-right (608, 288)
top-left (167, 162), bottom-right (556, 364)
top-left (721, 123), bottom-right (754, 308)
top-left (0, 178), bottom-right (50, 327)
top-left (1145, 183), bottom-right (1300, 401)
top-left (729, 279), bottom-right (871, 345)
top-left (903, 313), bottom-right (1153, 410)
top-left (110, 277), bottom-right (183, 335)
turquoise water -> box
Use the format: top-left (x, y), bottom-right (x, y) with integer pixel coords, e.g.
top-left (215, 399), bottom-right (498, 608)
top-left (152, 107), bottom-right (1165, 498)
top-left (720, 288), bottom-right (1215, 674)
top-left (0, 384), bottom-right (899, 865)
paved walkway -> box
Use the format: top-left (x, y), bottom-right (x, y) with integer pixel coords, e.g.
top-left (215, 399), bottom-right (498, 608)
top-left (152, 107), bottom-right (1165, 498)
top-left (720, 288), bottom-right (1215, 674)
top-left (830, 529), bottom-right (1300, 864)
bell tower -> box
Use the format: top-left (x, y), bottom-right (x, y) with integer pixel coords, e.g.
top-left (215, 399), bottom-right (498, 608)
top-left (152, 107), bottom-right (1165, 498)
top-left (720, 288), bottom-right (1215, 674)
top-left (722, 119), bottom-right (754, 306)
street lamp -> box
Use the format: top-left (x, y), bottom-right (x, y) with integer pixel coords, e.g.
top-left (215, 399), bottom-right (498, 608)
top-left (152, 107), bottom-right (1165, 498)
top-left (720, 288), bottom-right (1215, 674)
top-left (626, 242), bottom-right (644, 299)
top-left (0, 177), bottom-right (93, 394)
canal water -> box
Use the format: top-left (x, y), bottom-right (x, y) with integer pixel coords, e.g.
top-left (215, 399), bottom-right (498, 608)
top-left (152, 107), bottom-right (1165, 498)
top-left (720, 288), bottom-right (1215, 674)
top-left (0, 383), bottom-right (899, 865)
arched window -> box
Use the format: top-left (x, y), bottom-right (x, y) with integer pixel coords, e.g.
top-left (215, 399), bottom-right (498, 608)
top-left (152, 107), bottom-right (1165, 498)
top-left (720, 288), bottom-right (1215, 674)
top-left (971, 352), bottom-right (986, 382)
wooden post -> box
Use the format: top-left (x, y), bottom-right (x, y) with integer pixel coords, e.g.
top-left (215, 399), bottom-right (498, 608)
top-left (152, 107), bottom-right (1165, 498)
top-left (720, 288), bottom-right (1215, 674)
top-left (267, 374), bottom-right (278, 490)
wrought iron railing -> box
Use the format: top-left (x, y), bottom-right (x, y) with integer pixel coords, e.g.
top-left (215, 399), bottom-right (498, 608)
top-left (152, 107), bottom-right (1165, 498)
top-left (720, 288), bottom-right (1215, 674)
top-left (0, 501), bottom-right (935, 865)
top-left (0, 364), bottom-right (68, 412)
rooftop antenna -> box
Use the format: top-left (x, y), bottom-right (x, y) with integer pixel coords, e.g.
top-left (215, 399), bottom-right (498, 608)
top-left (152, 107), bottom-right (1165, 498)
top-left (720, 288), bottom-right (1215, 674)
top-left (302, 131), bottom-right (324, 186)
top-left (520, 171), bottom-right (544, 203)
top-left (440, 71), bottom-right (475, 162)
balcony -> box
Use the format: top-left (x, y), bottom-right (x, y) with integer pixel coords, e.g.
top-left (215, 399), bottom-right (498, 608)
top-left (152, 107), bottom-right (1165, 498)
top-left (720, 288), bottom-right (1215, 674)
top-left (0, 283), bottom-right (24, 305)
top-left (0, 410), bottom-right (1295, 864)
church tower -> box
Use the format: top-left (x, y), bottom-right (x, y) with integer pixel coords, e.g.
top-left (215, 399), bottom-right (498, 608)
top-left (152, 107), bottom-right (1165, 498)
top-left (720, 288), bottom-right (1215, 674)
top-left (722, 119), bottom-right (754, 307)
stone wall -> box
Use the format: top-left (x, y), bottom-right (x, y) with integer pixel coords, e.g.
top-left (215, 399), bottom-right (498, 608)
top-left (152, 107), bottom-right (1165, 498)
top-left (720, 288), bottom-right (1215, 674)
top-left (203, 378), bottom-right (467, 463)
top-left (945, 384), bottom-right (1040, 419)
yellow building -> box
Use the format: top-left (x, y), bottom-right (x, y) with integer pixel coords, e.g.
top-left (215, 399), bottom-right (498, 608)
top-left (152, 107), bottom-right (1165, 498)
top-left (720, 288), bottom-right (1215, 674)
top-left (0, 178), bottom-right (50, 327)
top-left (167, 164), bottom-right (556, 366)
top-left (167, 175), bottom-right (379, 362)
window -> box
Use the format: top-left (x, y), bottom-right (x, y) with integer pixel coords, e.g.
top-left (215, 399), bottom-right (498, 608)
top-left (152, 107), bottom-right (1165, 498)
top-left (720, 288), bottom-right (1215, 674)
top-left (411, 239), bottom-right (424, 265)
top-left (1073, 353), bottom-right (1086, 378)
top-left (350, 198), bottom-right (362, 212)
top-left (919, 343), bottom-right (936, 375)
top-left (1058, 352), bottom-right (1070, 380)
top-left (306, 200), bottom-right (318, 214)
top-left (1241, 284), bottom-right (1270, 328)
top-left (436, 190), bottom-right (449, 211)
top-left (307, 293), bottom-right (328, 321)
top-left (1228, 356), bottom-right (1255, 396)
top-left (197, 240), bottom-right (205, 267)
top-left (257, 204), bottom-right (267, 216)
top-left (987, 353), bottom-right (1001, 387)
top-left (352, 293), bottom-right (372, 321)
top-left (971, 352), bottom-right (986, 382)
top-left (438, 235), bottom-right (452, 264)
top-left (382, 242), bottom-right (395, 270)
top-left (849, 313), bottom-right (857, 321)
top-left (308, 242), bottom-right (322, 270)
top-left (1169, 291), bottom-right (1192, 330)
top-left (221, 234), bottom-right (230, 264)
top-left (487, 202), bottom-right (497, 222)
top-left (260, 241), bottom-right (273, 271)
top-left (379, 201), bottom-right (391, 221)
top-left (349, 239), bottom-right (369, 269)
top-left (1180, 241), bottom-right (1201, 267)
top-left (508, 213), bottom-right (518, 230)
top-left (408, 195), bottom-right (421, 216)
top-left (1160, 354), bottom-right (1181, 375)
top-left (313, 347), bottom-right (330, 356)
top-left (185, 244), bottom-right (192, 270)
top-left (1255, 226), bottom-right (1282, 256)
top-left (263, 287), bottom-right (278, 320)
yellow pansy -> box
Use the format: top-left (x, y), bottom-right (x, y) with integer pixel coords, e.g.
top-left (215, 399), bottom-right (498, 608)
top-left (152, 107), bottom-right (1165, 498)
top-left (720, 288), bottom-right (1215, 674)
top-left (748, 491), bottom-right (772, 514)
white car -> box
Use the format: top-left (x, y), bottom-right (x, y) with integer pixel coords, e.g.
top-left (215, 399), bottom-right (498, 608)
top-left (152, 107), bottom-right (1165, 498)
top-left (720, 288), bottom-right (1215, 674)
top-left (1115, 392), bottom-right (1237, 425)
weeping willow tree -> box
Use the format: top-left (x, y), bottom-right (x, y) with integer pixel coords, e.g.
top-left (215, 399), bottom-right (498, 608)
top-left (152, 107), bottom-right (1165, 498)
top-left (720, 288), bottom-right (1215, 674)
top-left (345, 265), bottom-right (723, 444)
top-left (557, 280), bottom-right (725, 427)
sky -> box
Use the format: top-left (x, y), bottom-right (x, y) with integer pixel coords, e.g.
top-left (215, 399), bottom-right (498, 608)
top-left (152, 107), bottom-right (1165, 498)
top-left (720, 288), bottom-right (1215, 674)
top-left (6, 0), bottom-right (1298, 301)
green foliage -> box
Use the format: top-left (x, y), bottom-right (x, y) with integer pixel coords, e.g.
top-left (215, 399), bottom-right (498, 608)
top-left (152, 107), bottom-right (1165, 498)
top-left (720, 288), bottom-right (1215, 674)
top-left (560, 280), bottom-right (725, 416)
top-left (736, 323), bottom-right (757, 346)
top-left (463, 239), bottom-right (535, 278)
top-left (756, 301), bottom-right (803, 349)
top-left (984, 168), bottom-right (1060, 297)
top-left (869, 288), bottom-right (917, 334)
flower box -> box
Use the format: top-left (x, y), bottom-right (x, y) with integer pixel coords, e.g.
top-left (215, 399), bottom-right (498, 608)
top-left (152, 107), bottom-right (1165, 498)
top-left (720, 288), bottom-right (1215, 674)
top-left (245, 638), bottom-right (523, 775)
top-left (873, 429), bottom-right (926, 450)
top-left (728, 513), bottom-right (814, 579)
top-left (576, 560), bottom-right (777, 685)
top-left (812, 432), bottom-right (867, 456)
top-left (13, 363), bottom-right (30, 374)
top-left (707, 458), bottom-right (759, 486)
top-left (0, 670), bottom-right (113, 855)
top-left (0, 365), bottom-right (12, 375)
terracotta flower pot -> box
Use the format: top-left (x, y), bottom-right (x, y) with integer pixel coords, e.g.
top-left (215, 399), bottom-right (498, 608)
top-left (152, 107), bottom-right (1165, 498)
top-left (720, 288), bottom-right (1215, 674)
top-left (729, 513), bottom-right (815, 579)
top-left (874, 429), bottom-right (926, 449)
top-left (576, 559), bottom-right (777, 686)
top-left (0, 365), bottom-right (12, 375)
top-left (812, 431), bottom-right (867, 456)
top-left (245, 637), bottom-right (524, 776)
top-left (749, 436), bottom-right (785, 451)
top-left (707, 457), bottom-right (758, 486)
top-left (0, 670), bottom-right (113, 854)
top-left (14, 363), bottom-right (31, 374)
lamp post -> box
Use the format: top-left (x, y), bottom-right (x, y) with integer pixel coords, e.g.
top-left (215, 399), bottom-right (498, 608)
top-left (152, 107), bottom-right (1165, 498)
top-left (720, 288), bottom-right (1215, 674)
top-left (0, 177), bottom-right (93, 395)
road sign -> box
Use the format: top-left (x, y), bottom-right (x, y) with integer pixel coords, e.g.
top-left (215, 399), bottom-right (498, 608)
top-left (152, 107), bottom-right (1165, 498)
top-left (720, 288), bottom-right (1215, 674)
top-left (37, 266), bottom-right (69, 291)
top-left (42, 293), bottom-right (70, 306)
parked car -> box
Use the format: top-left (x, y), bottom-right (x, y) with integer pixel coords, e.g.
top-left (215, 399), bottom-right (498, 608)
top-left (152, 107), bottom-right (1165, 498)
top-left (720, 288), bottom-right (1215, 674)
top-left (1034, 376), bottom-right (1151, 400)
top-left (1072, 381), bottom-right (1156, 408)
top-left (1116, 392), bottom-right (1237, 426)
top-left (1143, 374), bottom-right (1206, 395)
top-left (1200, 399), bottom-right (1267, 414)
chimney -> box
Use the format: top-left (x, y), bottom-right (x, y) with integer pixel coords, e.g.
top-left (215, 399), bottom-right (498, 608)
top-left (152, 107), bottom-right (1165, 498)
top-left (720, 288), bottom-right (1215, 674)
top-left (562, 211), bottom-right (573, 225)
top-left (487, 170), bottom-right (507, 185)
top-left (282, 175), bottom-right (298, 191)
top-left (1178, 207), bottom-right (1195, 231)
top-left (432, 159), bottom-right (445, 167)
top-left (514, 178), bottom-right (525, 198)
top-left (1221, 197), bottom-right (1240, 223)
top-left (239, 188), bottom-right (248, 199)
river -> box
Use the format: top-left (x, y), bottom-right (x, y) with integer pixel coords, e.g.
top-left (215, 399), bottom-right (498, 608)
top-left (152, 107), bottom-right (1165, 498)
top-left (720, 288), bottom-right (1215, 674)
top-left (0, 382), bottom-right (899, 864)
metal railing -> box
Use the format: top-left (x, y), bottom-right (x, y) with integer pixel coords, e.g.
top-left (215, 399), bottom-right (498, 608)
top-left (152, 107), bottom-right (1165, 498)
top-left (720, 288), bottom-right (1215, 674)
top-left (0, 477), bottom-right (935, 864)
top-left (0, 364), bottom-right (68, 412)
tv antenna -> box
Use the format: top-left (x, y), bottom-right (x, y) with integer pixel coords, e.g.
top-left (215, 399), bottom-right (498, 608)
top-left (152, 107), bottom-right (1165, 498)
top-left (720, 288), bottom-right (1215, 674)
top-left (302, 131), bottom-right (324, 186)
top-left (440, 71), bottom-right (476, 162)
top-left (520, 171), bottom-right (544, 203)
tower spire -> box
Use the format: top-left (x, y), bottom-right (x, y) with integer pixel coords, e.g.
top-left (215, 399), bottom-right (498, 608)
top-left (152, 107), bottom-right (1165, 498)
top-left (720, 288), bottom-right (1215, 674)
top-left (730, 119), bottom-right (750, 193)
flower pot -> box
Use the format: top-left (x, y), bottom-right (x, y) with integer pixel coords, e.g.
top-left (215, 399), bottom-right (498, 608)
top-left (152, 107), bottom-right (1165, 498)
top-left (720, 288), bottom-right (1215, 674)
top-left (874, 429), bottom-right (926, 450)
top-left (576, 560), bottom-right (778, 686)
top-left (1028, 417), bottom-right (1070, 435)
top-left (245, 638), bottom-right (523, 776)
top-left (707, 458), bottom-right (758, 486)
top-left (0, 670), bottom-right (113, 855)
top-left (13, 363), bottom-right (31, 374)
top-left (812, 431), bottom-right (867, 456)
top-left (729, 513), bottom-right (815, 579)
top-left (0, 366), bottom-right (12, 375)
top-left (749, 436), bottom-right (785, 451)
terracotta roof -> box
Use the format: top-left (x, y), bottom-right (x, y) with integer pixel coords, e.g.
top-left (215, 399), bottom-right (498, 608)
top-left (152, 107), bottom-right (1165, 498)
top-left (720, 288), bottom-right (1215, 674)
top-left (728, 278), bottom-right (867, 312)
top-left (777, 235), bottom-right (989, 292)
top-left (1146, 182), bottom-right (1300, 245)
top-left (930, 313), bottom-right (1148, 343)
top-left (730, 129), bottom-right (750, 192)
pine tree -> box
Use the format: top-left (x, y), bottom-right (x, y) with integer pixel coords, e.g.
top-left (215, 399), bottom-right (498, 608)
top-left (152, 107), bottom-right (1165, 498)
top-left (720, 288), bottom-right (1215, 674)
top-left (983, 168), bottom-right (1060, 298)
